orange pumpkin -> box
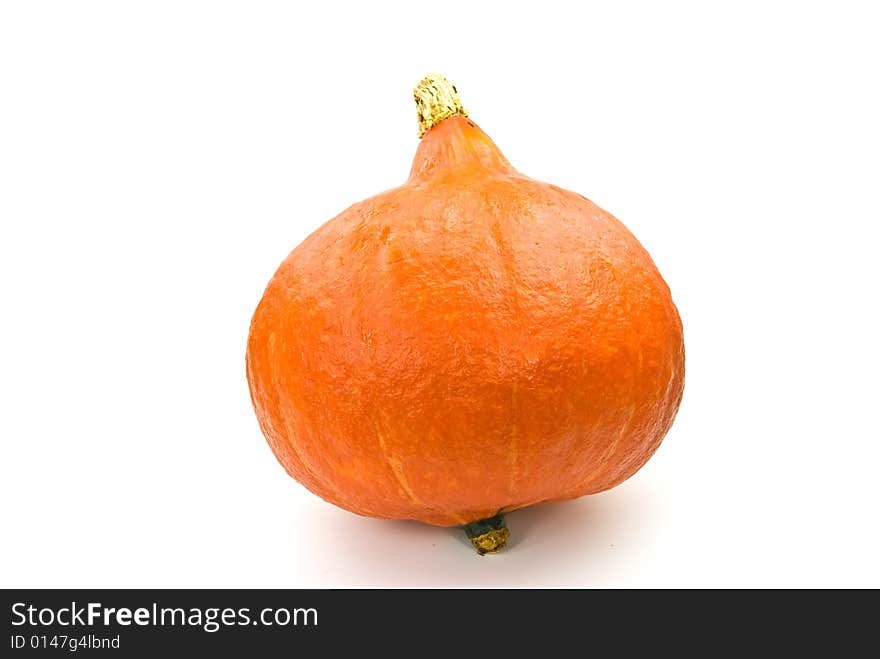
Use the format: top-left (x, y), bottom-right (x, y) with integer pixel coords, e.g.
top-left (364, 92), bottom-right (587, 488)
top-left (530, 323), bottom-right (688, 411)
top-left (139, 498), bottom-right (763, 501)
top-left (246, 74), bottom-right (684, 553)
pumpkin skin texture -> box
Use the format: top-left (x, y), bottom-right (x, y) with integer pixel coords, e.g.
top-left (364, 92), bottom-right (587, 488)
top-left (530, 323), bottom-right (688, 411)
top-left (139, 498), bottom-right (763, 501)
top-left (246, 78), bottom-right (684, 536)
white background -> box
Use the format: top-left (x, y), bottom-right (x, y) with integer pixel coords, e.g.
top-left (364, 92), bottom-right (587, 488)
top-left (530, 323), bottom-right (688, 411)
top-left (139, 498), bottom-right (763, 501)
top-left (2, 1), bottom-right (878, 588)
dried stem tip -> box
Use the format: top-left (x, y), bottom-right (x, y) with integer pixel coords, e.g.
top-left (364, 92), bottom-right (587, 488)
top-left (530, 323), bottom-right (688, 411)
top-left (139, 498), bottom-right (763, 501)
top-left (463, 513), bottom-right (509, 555)
top-left (414, 73), bottom-right (468, 138)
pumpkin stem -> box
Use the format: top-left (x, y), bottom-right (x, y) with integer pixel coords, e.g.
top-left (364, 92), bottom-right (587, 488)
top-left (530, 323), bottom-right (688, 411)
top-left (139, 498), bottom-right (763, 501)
top-left (414, 73), bottom-right (469, 138)
top-left (463, 513), bottom-right (509, 555)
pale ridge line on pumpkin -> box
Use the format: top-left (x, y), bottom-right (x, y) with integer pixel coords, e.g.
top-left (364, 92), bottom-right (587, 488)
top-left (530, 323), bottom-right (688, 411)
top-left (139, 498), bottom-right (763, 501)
top-left (281, 416), bottom-right (380, 517)
top-left (488, 223), bottom-right (526, 498)
top-left (603, 404), bottom-right (637, 466)
top-left (572, 404), bottom-right (638, 495)
top-left (377, 429), bottom-right (466, 525)
top-left (508, 382), bottom-right (520, 494)
top-left (376, 429), bottom-right (421, 505)
top-left (268, 333), bottom-right (324, 483)
top-left (268, 333), bottom-right (378, 517)
top-left (508, 434), bottom-right (518, 492)
top-left (589, 347), bottom-right (643, 483)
